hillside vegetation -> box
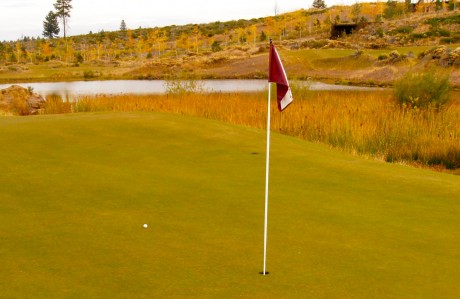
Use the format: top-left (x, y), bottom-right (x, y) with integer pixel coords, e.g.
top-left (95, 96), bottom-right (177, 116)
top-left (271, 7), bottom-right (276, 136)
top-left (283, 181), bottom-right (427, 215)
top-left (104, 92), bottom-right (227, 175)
top-left (0, 3), bottom-right (459, 86)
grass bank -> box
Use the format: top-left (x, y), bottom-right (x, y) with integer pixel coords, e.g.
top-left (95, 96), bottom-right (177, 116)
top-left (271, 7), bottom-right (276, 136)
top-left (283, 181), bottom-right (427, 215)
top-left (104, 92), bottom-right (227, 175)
top-left (0, 62), bottom-right (134, 84)
top-left (46, 90), bottom-right (460, 172)
top-left (1, 112), bottom-right (459, 297)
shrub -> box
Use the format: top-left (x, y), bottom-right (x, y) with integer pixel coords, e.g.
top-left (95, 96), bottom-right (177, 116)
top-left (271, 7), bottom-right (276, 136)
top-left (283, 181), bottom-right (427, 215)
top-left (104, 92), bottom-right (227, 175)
top-left (11, 97), bottom-right (30, 115)
top-left (397, 26), bottom-right (413, 34)
top-left (410, 33), bottom-right (425, 41)
top-left (431, 14), bottom-right (460, 24)
top-left (388, 26), bottom-right (413, 35)
top-left (389, 50), bottom-right (400, 60)
top-left (301, 39), bottom-right (328, 49)
top-left (83, 70), bottom-right (95, 80)
top-left (394, 70), bottom-right (451, 108)
top-left (164, 79), bottom-right (205, 94)
top-left (211, 41), bottom-right (222, 52)
top-left (427, 28), bottom-right (451, 37)
top-left (441, 37), bottom-right (460, 44)
top-left (74, 52), bottom-right (84, 64)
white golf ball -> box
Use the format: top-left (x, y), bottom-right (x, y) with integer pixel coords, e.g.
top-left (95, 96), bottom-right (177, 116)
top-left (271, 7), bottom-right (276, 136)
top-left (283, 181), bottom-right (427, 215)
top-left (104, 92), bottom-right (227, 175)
top-left (143, 224), bottom-right (148, 228)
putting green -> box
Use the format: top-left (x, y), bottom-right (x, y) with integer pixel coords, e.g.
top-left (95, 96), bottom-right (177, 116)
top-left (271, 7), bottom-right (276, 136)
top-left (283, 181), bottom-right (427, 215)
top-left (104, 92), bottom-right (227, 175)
top-left (1, 112), bottom-right (459, 298)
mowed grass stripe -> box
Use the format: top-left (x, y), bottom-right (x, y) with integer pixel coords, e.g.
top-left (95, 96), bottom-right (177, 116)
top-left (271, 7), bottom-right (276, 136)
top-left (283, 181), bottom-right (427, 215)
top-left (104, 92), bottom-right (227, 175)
top-left (0, 112), bottom-right (459, 298)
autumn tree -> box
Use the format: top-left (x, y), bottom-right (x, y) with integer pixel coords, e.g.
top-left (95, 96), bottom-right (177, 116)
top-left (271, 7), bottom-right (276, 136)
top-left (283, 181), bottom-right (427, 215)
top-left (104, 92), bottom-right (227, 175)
top-left (383, 0), bottom-right (403, 19)
top-left (41, 41), bottom-right (52, 58)
top-left (15, 42), bottom-right (23, 63)
top-left (249, 25), bottom-right (258, 44)
top-left (192, 26), bottom-right (201, 54)
top-left (177, 32), bottom-right (189, 53)
top-left (264, 17), bottom-right (275, 39)
top-left (156, 31), bottom-right (168, 56)
top-left (351, 2), bottom-right (362, 23)
top-left (236, 28), bottom-right (246, 44)
top-left (54, 0), bottom-right (73, 39)
top-left (43, 11), bottom-right (60, 39)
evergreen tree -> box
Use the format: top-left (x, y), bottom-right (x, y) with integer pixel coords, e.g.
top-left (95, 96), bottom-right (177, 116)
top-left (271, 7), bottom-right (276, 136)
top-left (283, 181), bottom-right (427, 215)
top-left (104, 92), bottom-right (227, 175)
top-left (312, 0), bottom-right (326, 9)
top-left (120, 20), bottom-right (127, 31)
top-left (54, 0), bottom-right (73, 39)
top-left (43, 11), bottom-right (60, 39)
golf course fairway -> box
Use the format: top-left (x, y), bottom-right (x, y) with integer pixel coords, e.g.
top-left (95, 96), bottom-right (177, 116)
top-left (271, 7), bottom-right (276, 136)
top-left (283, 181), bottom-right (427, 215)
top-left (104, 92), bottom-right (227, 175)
top-left (1, 112), bottom-right (459, 298)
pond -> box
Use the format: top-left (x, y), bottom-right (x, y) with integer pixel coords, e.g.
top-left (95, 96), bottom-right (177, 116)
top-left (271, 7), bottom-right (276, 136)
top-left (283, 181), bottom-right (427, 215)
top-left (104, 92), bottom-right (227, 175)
top-left (0, 79), bottom-right (379, 99)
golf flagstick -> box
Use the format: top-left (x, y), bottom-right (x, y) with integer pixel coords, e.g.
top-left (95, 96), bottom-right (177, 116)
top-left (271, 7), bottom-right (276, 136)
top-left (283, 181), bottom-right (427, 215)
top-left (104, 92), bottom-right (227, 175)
top-left (262, 81), bottom-right (271, 276)
top-left (261, 40), bottom-right (293, 276)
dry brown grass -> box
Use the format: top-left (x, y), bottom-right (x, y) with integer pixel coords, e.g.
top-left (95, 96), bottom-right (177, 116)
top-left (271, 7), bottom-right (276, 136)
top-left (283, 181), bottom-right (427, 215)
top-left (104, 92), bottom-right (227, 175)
top-left (44, 89), bottom-right (460, 171)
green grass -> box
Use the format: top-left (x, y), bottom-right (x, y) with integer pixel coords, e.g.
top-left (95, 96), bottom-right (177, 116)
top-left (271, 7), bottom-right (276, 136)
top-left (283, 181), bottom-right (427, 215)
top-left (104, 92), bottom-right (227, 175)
top-left (1, 112), bottom-right (459, 298)
top-left (363, 44), bottom-right (460, 59)
top-left (0, 63), bottom-right (132, 83)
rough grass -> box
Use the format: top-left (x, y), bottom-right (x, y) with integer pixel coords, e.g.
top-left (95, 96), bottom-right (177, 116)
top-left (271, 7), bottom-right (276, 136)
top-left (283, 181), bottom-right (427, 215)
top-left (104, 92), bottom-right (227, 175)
top-left (394, 69), bottom-right (451, 108)
top-left (49, 89), bottom-right (460, 172)
top-left (0, 63), bottom-right (133, 84)
top-left (1, 112), bottom-right (459, 298)
top-left (311, 54), bottom-right (376, 70)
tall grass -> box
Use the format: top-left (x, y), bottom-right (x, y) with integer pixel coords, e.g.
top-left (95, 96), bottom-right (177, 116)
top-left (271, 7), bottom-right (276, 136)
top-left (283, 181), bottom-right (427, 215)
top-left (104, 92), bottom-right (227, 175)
top-left (394, 70), bottom-right (451, 108)
top-left (44, 89), bottom-right (460, 171)
top-left (281, 89), bottom-right (460, 170)
top-left (42, 95), bottom-right (73, 114)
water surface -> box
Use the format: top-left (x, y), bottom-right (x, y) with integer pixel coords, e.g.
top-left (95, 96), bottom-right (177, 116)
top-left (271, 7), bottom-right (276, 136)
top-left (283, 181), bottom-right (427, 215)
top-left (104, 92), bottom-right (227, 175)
top-left (0, 79), bottom-right (378, 99)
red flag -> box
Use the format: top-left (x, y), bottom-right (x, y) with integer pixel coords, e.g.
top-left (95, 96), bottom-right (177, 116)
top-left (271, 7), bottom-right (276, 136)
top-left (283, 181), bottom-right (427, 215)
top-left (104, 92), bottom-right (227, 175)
top-left (269, 42), bottom-right (293, 111)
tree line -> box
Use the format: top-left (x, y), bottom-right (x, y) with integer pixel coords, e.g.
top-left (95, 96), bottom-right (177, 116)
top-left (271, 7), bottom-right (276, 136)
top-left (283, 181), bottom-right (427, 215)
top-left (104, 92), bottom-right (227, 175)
top-left (0, 1), bottom-right (457, 65)
top-left (1, 7), bottom-right (329, 64)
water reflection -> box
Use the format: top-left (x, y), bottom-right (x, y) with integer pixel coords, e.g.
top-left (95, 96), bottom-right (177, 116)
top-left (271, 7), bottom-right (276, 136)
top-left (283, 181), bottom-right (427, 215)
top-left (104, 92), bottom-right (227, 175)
top-left (0, 79), bottom-right (379, 99)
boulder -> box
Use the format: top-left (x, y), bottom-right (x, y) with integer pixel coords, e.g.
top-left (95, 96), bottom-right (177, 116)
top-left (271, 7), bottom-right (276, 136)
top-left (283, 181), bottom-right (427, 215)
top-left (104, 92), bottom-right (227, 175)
top-left (0, 85), bottom-right (45, 115)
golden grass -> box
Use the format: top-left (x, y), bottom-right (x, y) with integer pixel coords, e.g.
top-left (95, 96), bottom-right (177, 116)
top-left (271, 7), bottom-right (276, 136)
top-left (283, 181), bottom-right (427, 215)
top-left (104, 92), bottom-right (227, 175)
top-left (44, 89), bottom-right (460, 171)
top-left (281, 90), bottom-right (460, 170)
top-left (41, 95), bottom-right (73, 114)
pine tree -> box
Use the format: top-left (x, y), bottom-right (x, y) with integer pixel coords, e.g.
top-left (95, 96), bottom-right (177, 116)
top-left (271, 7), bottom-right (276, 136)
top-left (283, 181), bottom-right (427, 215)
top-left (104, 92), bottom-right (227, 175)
top-left (43, 11), bottom-right (60, 39)
top-left (54, 0), bottom-right (72, 39)
top-left (120, 20), bottom-right (127, 31)
top-left (312, 0), bottom-right (326, 9)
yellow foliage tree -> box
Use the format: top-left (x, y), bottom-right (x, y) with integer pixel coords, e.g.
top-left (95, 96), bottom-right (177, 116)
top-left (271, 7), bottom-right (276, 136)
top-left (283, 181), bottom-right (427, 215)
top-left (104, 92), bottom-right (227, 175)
top-left (177, 32), bottom-right (189, 53)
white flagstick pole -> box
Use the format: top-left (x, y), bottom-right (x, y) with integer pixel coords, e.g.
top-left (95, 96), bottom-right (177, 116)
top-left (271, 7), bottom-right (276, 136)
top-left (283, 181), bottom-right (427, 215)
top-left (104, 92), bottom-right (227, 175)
top-left (262, 81), bottom-right (271, 275)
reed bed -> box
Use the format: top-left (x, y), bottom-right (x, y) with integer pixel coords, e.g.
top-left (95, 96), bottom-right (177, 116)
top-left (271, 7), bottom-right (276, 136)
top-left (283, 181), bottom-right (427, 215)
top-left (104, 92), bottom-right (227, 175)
top-left (45, 89), bottom-right (460, 171)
